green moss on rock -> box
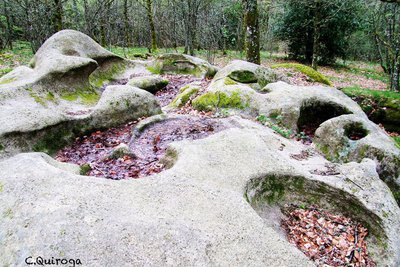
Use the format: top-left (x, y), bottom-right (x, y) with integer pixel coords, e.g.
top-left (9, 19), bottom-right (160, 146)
top-left (79, 163), bottom-right (92, 175)
top-left (33, 127), bottom-right (75, 155)
top-left (228, 70), bottom-right (258, 83)
top-left (89, 61), bottom-right (126, 88)
top-left (61, 87), bottom-right (100, 106)
top-left (0, 78), bottom-right (16, 85)
top-left (271, 63), bottom-right (333, 86)
top-left (192, 91), bottom-right (247, 112)
top-left (170, 86), bottom-right (199, 108)
top-left (224, 77), bottom-right (238, 86)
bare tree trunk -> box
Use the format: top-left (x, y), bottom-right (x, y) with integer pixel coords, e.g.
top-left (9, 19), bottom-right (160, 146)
top-left (123, 0), bottom-right (131, 46)
top-left (311, 0), bottom-right (321, 70)
top-left (146, 0), bottom-right (157, 52)
top-left (3, 0), bottom-right (13, 49)
top-left (52, 0), bottom-right (63, 32)
top-left (244, 0), bottom-right (260, 64)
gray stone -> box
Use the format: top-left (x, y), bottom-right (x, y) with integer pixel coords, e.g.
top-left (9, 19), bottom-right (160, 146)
top-left (0, 31), bottom-right (162, 159)
top-left (0, 120), bottom-right (399, 266)
top-left (128, 75), bottom-right (169, 93)
top-left (108, 143), bottom-right (134, 159)
top-left (148, 53), bottom-right (218, 78)
top-left (314, 114), bottom-right (400, 201)
top-left (212, 60), bottom-right (288, 89)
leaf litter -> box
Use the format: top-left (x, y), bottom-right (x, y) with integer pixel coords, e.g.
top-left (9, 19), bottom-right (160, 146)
top-left (56, 75), bottom-right (225, 180)
top-left (281, 205), bottom-right (376, 267)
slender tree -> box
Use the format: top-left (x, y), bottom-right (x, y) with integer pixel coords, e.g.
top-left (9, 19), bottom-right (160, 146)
top-left (52, 0), bottom-right (63, 33)
top-left (243, 0), bottom-right (260, 64)
top-left (145, 0), bottom-right (157, 52)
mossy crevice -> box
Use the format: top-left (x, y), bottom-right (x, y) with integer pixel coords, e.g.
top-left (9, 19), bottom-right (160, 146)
top-left (89, 60), bottom-right (127, 88)
top-left (344, 122), bottom-right (369, 140)
top-left (228, 70), bottom-right (258, 83)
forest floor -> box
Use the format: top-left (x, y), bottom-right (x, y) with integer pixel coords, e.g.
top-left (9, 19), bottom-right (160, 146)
top-left (0, 42), bottom-right (399, 147)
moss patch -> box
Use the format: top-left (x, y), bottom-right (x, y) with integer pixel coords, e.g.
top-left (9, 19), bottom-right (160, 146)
top-left (3, 208), bottom-right (13, 219)
top-left (27, 88), bottom-right (47, 107)
top-left (271, 63), bottom-right (333, 86)
top-left (192, 91), bottom-right (248, 112)
top-left (0, 182), bottom-right (4, 193)
top-left (45, 92), bottom-right (56, 102)
top-left (61, 88), bottom-right (100, 106)
top-left (224, 77), bottom-right (238, 86)
top-left (228, 70), bottom-right (258, 83)
top-left (0, 77), bottom-right (16, 85)
top-left (169, 86), bottom-right (199, 108)
top-left (341, 86), bottom-right (400, 132)
top-left (89, 61), bottom-right (126, 88)
top-left (79, 163), bottom-right (92, 175)
top-left (33, 127), bottom-right (75, 156)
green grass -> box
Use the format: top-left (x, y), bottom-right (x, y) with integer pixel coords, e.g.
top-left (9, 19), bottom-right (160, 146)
top-left (393, 137), bottom-right (400, 148)
top-left (333, 61), bottom-right (389, 83)
top-left (271, 63), bottom-right (333, 86)
top-left (0, 41), bottom-right (33, 77)
top-left (341, 85), bottom-right (400, 100)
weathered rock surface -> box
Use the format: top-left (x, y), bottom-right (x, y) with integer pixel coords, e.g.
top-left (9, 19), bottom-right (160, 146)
top-left (128, 75), bottom-right (169, 93)
top-left (212, 60), bottom-right (288, 89)
top-left (314, 114), bottom-right (400, 200)
top-left (193, 64), bottom-right (400, 201)
top-left (148, 53), bottom-right (218, 78)
top-left (0, 30), bottom-right (161, 159)
top-left (1, 120), bottom-right (399, 266)
top-left (0, 84), bottom-right (161, 158)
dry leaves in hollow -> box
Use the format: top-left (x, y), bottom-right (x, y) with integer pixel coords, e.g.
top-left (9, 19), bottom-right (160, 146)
top-left (281, 205), bottom-right (376, 267)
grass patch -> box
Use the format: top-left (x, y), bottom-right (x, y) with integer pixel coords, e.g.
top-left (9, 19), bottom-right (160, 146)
top-left (257, 114), bottom-right (293, 139)
top-left (341, 86), bottom-right (400, 100)
top-left (0, 41), bottom-right (34, 78)
top-left (393, 137), bottom-right (400, 149)
top-left (271, 63), bottom-right (333, 86)
top-left (333, 62), bottom-right (389, 83)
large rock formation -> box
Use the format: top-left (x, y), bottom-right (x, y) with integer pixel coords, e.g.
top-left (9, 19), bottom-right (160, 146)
top-left (0, 30), bottom-right (399, 267)
top-left (192, 61), bottom-right (400, 203)
top-left (1, 121), bottom-right (399, 266)
top-left (0, 30), bottom-right (161, 158)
